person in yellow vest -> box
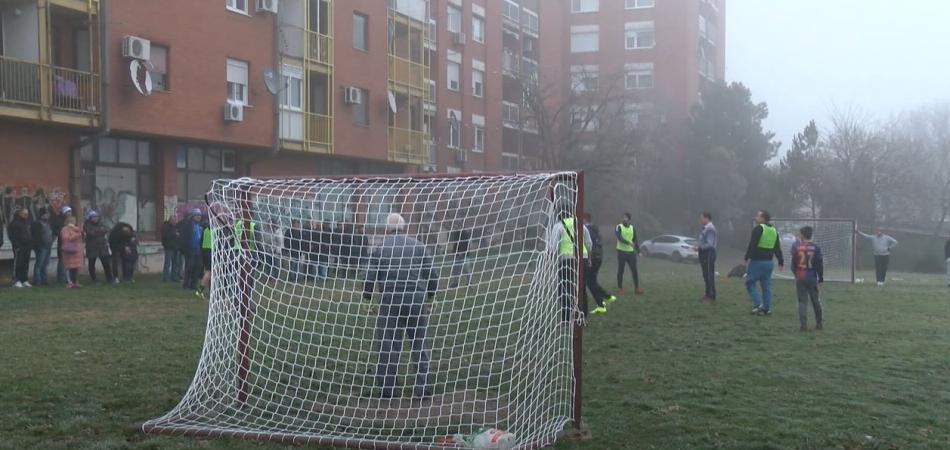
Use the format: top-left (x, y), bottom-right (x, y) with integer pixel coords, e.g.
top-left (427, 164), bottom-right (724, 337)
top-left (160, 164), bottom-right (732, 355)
top-left (616, 212), bottom-right (644, 296)
top-left (196, 216), bottom-right (214, 299)
top-left (745, 210), bottom-right (784, 316)
top-left (549, 209), bottom-right (606, 319)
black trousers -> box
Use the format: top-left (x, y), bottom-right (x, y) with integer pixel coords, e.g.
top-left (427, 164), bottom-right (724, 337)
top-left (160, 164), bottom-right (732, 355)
top-left (88, 256), bottom-right (113, 282)
top-left (617, 250), bottom-right (639, 289)
top-left (13, 246), bottom-right (31, 283)
top-left (559, 258), bottom-right (577, 322)
top-left (796, 280), bottom-right (823, 327)
top-left (585, 258), bottom-right (609, 307)
top-left (874, 255), bottom-right (890, 283)
top-left (183, 252), bottom-right (202, 289)
top-left (699, 248), bottom-right (717, 299)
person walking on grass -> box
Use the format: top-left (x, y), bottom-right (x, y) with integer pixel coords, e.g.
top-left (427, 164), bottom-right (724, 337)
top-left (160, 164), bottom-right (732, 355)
top-left (616, 212), bottom-right (643, 296)
top-left (584, 214), bottom-right (616, 313)
top-left (196, 216), bottom-right (214, 299)
top-left (448, 226), bottom-right (473, 288)
top-left (60, 216), bottom-right (84, 289)
top-left (745, 210), bottom-right (784, 316)
top-left (858, 229), bottom-right (898, 287)
top-left (697, 212), bottom-right (718, 304)
top-left (793, 226), bottom-right (824, 331)
top-left (31, 208), bottom-right (54, 286)
top-left (83, 210), bottom-right (113, 284)
top-left (363, 213), bottom-right (438, 399)
top-left (8, 207), bottom-right (33, 288)
top-left (548, 208), bottom-right (601, 317)
top-left (161, 215), bottom-right (183, 283)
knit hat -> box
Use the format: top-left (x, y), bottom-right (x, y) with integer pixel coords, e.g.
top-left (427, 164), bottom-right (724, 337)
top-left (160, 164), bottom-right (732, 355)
top-left (86, 210), bottom-right (99, 220)
top-left (61, 206), bottom-right (73, 215)
top-left (191, 208), bottom-right (202, 216)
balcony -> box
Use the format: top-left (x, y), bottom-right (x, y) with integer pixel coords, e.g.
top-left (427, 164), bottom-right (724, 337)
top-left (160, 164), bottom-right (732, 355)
top-left (306, 112), bottom-right (333, 152)
top-left (388, 127), bottom-right (428, 164)
top-left (502, 51), bottom-right (520, 77)
top-left (389, 55), bottom-right (427, 94)
top-left (0, 56), bottom-right (99, 126)
top-left (307, 30), bottom-right (333, 66)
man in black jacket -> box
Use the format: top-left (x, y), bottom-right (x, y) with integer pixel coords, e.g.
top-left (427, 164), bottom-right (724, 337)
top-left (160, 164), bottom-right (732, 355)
top-left (30, 208), bottom-right (54, 286)
top-left (8, 207), bottom-right (33, 288)
top-left (51, 206), bottom-right (72, 283)
top-left (161, 216), bottom-right (182, 282)
top-left (109, 222), bottom-right (135, 284)
top-left (745, 210), bottom-right (784, 316)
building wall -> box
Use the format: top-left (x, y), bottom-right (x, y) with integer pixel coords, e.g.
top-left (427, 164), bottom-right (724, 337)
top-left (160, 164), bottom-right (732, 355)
top-left (107, 0), bottom-right (276, 150)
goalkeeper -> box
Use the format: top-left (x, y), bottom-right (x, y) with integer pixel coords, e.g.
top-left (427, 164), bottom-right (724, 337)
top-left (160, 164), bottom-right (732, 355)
top-left (363, 213), bottom-right (438, 399)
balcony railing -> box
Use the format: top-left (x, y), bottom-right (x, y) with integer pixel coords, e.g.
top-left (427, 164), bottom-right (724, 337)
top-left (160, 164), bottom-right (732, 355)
top-left (0, 56), bottom-right (99, 118)
top-left (306, 112), bottom-right (333, 151)
top-left (307, 31), bottom-right (333, 66)
top-left (388, 127), bottom-right (428, 164)
top-left (389, 55), bottom-right (426, 92)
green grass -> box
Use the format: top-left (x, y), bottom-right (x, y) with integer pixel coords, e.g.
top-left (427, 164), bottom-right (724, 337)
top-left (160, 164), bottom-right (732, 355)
top-left (1, 257), bottom-right (948, 450)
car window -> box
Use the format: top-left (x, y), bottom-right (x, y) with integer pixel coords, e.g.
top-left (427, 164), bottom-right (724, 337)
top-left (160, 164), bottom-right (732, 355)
top-left (685, 239), bottom-right (698, 246)
top-left (656, 236), bottom-right (676, 243)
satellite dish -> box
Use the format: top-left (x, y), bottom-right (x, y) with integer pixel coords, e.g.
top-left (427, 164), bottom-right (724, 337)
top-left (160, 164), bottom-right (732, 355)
top-left (129, 60), bottom-right (153, 96)
top-left (263, 68), bottom-right (280, 95)
top-left (388, 91), bottom-right (398, 114)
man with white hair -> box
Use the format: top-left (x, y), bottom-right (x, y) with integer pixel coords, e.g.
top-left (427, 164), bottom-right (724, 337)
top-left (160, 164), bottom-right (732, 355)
top-left (363, 213), bottom-right (438, 399)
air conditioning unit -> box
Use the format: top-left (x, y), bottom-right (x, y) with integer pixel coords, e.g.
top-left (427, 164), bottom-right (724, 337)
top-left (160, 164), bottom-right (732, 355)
top-left (224, 102), bottom-right (244, 122)
top-left (453, 32), bottom-right (467, 46)
top-left (257, 0), bottom-right (278, 14)
top-left (343, 86), bottom-right (363, 105)
top-left (122, 36), bottom-right (151, 61)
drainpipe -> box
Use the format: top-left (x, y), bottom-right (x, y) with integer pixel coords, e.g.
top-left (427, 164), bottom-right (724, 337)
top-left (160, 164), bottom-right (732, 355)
top-left (245, 12), bottom-right (282, 176)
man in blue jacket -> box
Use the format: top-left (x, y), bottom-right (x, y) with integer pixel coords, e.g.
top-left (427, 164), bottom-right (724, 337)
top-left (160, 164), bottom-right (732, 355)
top-left (363, 213), bottom-right (438, 399)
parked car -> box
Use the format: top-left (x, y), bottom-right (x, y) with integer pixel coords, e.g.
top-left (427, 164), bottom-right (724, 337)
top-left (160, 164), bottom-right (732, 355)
top-left (640, 235), bottom-right (699, 263)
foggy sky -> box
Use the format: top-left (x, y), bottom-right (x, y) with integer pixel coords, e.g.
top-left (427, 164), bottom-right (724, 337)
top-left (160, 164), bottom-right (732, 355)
top-left (726, 0), bottom-right (950, 151)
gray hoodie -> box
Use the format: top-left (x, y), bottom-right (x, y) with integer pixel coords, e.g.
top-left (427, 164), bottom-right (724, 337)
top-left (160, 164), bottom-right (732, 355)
top-left (859, 232), bottom-right (897, 256)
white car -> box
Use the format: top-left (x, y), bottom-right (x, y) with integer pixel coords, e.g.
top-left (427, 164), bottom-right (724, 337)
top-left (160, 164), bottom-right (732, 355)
top-left (640, 235), bottom-right (700, 263)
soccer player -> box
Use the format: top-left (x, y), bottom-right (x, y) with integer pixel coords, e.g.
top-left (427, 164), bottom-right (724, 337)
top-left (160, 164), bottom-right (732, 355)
top-left (858, 229), bottom-right (898, 286)
top-left (196, 215), bottom-right (213, 299)
top-left (584, 214), bottom-right (616, 309)
top-left (616, 212), bottom-right (643, 296)
top-left (448, 226), bottom-right (473, 288)
top-left (745, 210), bottom-right (784, 316)
top-left (792, 226), bottom-right (824, 331)
top-left (548, 209), bottom-right (603, 317)
top-left (363, 213), bottom-right (437, 399)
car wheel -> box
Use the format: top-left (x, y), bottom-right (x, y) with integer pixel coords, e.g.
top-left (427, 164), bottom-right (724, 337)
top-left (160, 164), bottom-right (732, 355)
top-left (640, 247), bottom-right (650, 257)
top-left (671, 252), bottom-right (683, 263)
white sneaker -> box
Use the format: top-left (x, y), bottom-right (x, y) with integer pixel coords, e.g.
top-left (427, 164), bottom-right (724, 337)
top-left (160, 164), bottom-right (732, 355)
top-left (22, 281), bottom-right (33, 288)
top-left (876, 282), bottom-right (884, 287)
top-left (13, 281), bottom-right (24, 288)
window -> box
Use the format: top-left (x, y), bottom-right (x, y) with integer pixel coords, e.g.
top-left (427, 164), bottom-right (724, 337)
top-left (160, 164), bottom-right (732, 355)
top-left (447, 61), bottom-right (460, 91)
top-left (281, 67), bottom-right (303, 110)
top-left (570, 26), bottom-right (599, 53)
top-left (472, 16), bottom-right (485, 43)
top-left (352, 88), bottom-right (369, 126)
top-left (177, 146), bottom-right (237, 205)
top-left (226, 59), bottom-right (249, 105)
top-left (625, 0), bottom-right (655, 8)
top-left (78, 138), bottom-right (155, 233)
top-left (571, 0), bottom-right (599, 13)
top-left (472, 68), bottom-right (484, 97)
top-left (522, 11), bottom-right (539, 35)
top-left (473, 125), bottom-right (485, 152)
top-left (625, 103), bottom-right (655, 130)
top-left (571, 107), bottom-right (599, 131)
top-left (625, 63), bottom-right (654, 90)
top-left (353, 13), bottom-right (368, 51)
top-left (502, 101), bottom-right (520, 126)
top-left (570, 65), bottom-right (599, 93)
top-left (226, 0), bottom-right (248, 14)
top-left (447, 5), bottom-right (462, 33)
top-left (625, 22), bottom-right (656, 49)
top-left (447, 110), bottom-right (461, 149)
top-left (149, 45), bottom-right (169, 91)
top-left (502, 0), bottom-right (520, 22)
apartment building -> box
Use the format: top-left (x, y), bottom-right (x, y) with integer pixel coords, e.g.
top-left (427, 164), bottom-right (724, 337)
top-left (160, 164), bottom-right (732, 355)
top-left (0, 0), bottom-right (725, 248)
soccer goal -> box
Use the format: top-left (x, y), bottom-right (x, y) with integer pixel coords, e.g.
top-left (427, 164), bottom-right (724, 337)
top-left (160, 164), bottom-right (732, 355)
top-left (142, 172), bottom-right (588, 449)
top-left (771, 218), bottom-right (857, 283)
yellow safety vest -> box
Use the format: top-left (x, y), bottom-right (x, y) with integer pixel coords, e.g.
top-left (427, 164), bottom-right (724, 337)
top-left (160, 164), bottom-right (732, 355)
top-left (617, 224), bottom-right (636, 253)
top-left (757, 224), bottom-right (778, 250)
top-left (233, 220), bottom-right (256, 250)
top-left (559, 218), bottom-right (589, 258)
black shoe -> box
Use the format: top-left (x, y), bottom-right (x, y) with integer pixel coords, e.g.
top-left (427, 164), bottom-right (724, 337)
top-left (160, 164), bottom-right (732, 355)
top-left (799, 325), bottom-right (808, 332)
top-left (816, 323), bottom-right (823, 331)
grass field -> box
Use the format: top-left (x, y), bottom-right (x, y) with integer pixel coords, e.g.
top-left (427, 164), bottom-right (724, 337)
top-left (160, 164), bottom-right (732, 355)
top-left (1, 255), bottom-right (948, 450)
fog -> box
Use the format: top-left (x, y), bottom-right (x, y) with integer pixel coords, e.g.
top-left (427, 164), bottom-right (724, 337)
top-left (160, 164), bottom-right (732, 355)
top-left (726, 0), bottom-right (950, 149)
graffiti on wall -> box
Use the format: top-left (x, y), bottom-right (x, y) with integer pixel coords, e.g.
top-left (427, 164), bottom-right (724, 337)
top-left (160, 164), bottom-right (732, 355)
top-left (164, 195), bottom-right (208, 222)
top-left (1, 185), bottom-right (69, 249)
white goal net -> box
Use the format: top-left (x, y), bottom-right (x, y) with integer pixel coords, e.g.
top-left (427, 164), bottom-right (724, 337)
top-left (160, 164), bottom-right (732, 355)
top-left (771, 218), bottom-right (856, 283)
top-left (143, 173), bottom-right (584, 449)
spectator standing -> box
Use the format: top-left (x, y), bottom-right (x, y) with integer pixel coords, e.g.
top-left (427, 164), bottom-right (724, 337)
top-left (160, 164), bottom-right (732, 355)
top-left (51, 206), bottom-right (72, 283)
top-left (448, 227), bottom-right (473, 288)
top-left (31, 208), bottom-right (54, 286)
top-left (109, 222), bottom-right (135, 284)
top-left (8, 207), bottom-right (33, 288)
top-left (83, 210), bottom-right (113, 284)
top-left (284, 220), bottom-right (305, 281)
top-left (858, 229), bottom-right (898, 286)
top-left (615, 212), bottom-right (643, 296)
top-left (181, 209), bottom-right (204, 290)
top-left (161, 215), bottom-right (183, 282)
top-left (697, 212), bottom-right (718, 304)
top-left (114, 224), bottom-right (138, 282)
top-left (60, 216), bottom-right (84, 288)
